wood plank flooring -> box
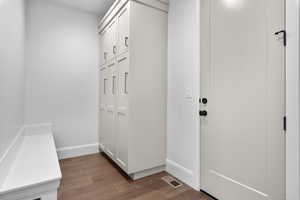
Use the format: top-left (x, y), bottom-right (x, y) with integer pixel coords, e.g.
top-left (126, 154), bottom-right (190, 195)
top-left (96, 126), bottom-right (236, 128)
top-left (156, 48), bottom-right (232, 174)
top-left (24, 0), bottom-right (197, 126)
top-left (58, 153), bottom-right (214, 200)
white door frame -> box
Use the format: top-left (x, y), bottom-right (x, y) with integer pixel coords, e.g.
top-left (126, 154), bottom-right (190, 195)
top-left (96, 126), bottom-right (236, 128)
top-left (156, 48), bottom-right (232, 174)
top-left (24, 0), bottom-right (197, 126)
top-left (198, 0), bottom-right (300, 199)
top-left (286, 0), bottom-right (300, 200)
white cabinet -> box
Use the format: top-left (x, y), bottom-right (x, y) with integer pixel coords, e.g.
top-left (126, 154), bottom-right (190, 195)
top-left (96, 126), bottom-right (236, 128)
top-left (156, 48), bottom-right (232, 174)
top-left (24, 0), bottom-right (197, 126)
top-left (98, 0), bottom-right (168, 179)
top-left (99, 2), bottom-right (129, 64)
top-left (117, 5), bottom-right (130, 55)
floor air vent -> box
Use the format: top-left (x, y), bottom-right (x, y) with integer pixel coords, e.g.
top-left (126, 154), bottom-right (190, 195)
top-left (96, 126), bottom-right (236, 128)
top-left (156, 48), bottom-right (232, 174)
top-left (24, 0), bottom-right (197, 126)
top-left (162, 176), bottom-right (183, 189)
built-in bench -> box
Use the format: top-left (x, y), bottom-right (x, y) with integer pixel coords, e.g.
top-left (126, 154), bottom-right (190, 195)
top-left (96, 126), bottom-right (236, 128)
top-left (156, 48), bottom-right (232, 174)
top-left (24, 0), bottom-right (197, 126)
top-left (0, 124), bottom-right (61, 200)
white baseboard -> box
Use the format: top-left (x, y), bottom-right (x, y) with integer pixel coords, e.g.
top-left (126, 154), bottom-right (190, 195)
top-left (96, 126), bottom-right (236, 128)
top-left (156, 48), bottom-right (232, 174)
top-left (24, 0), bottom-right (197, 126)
top-left (23, 123), bottom-right (52, 136)
top-left (130, 165), bottom-right (166, 180)
top-left (57, 143), bottom-right (100, 160)
top-left (22, 123), bottom-right (99, 160)
top-left (166, 159), bottom-right (200, 191)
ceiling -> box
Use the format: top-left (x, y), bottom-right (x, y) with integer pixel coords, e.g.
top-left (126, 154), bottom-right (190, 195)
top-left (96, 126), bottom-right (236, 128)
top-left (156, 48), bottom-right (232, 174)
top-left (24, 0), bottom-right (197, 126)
top-left (46, 0), bottom-right (115, 16)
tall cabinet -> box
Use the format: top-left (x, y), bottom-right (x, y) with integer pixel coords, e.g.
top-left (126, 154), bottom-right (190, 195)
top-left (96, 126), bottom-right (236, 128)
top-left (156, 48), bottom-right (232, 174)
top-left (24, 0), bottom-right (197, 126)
top-left (98, 0), bottom-right (168, 179)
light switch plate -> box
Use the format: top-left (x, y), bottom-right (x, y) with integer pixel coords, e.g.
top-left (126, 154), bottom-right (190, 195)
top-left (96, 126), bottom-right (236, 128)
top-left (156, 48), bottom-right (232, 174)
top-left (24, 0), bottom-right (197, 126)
top-left (185, 88), bottom-right (193, 99)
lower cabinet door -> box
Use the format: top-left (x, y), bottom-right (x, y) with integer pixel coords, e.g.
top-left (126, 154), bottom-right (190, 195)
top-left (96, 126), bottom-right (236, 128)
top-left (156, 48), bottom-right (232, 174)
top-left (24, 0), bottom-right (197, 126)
top-left (101, 68), bottom-right (109, 152)
top-left (105, 109), bottom-right (115, 159)
top-left (99, 106), bottom-right (105, 150)
top-left (99, 67), bottom-right (106, 150)
top-left (115, 53), bottom-right (129, 170)
top-left (116, 111), bottom-right (128, 170)
top-left (105, 61), bottom-right (117, 159)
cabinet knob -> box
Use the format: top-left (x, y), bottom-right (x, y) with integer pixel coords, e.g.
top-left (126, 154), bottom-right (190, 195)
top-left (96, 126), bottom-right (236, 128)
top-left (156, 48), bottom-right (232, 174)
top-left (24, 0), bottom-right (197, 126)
top-left (113, 46), bottom-right (117, 54)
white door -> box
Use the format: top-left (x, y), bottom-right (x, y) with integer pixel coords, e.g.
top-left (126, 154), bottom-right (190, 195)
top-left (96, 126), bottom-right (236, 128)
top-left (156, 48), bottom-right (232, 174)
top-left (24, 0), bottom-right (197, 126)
top-left (117, 3), bottom-right (130, 55)
top-left (115, 53), bottom-right (130, 170)
top-left (200, 0), bottom-right (286, 200)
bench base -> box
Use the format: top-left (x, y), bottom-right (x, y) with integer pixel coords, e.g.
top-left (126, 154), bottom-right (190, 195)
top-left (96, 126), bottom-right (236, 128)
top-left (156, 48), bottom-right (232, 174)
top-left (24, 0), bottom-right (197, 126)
top-left (24, 190), bottom-right (57, 200)
top-left (1, 179), bottom-right (60, 200)
top-left (0, 124), bottom-right (61, 200)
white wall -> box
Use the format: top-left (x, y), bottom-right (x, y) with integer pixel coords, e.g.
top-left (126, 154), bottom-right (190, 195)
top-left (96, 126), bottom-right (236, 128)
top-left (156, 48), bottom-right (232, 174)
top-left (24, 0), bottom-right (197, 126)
top-left (25, 0), bottom-right (100, 157)
top-left (0, 0), bottom-right (26, 159)
top-left (167, 0), bottom-right (200, 190)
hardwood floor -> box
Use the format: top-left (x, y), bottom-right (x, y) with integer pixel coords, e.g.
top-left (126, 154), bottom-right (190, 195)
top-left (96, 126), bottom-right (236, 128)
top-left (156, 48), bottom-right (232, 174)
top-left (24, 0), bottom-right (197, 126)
top-left (58, 153), bottom-right (214, 200)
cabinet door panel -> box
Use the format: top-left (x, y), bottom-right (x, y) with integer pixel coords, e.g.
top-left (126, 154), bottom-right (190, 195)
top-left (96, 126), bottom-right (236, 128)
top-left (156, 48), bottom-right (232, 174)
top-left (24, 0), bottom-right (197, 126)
top-left (116, 53), bottom-right (129, 170)
top-left (102, 68), bottom-right (109, 151)
top-left (105, 109), bottom-right (115, 158)
top-left (99, 108), bottom-right (105, 150)
top-left (117, 4), bottom-right (130, 55)
top-left (116, 111), bottom-right (128, 170)
top-left (107, 20), bottom-right (117, 61)
top-left (99, 67), bottom-right (106, 149)
top-left (106, 61), bottom-right (117, 109)
top-left (105, 61), bottom-right (117, 159)
top-left (99, 31), bottom-right (104, 65)
top-left (99, 34), bottom-right (104, 65)
top-left (100, 29), bottom-right (109, 64)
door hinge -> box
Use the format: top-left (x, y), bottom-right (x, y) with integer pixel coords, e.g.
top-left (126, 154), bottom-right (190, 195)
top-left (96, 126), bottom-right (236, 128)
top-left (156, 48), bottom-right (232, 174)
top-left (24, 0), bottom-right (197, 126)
top-left (283, 116), bottom-right (287, 131)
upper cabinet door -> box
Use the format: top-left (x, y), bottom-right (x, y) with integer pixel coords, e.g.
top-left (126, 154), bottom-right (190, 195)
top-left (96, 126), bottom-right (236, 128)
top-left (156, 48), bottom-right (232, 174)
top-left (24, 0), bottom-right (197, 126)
top-left (99, 29), bottom-right (108, 65)
top-left (107, 19), bottom-right (118, 61)
top-left (117, 3), bottom-right (130, 55)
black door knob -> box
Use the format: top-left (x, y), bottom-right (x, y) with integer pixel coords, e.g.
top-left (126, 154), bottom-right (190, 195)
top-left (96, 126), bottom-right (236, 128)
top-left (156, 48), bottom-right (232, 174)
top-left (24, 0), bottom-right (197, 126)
top-left (199, 110), bottom-right (208, 116)
top-left (202, 98), bottom-right (208, 104)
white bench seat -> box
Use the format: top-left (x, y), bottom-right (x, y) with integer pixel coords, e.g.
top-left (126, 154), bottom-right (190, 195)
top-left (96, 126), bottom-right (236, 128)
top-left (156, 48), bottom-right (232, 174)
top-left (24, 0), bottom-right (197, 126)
top-left (0, 132), bottom-right (61, 200)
